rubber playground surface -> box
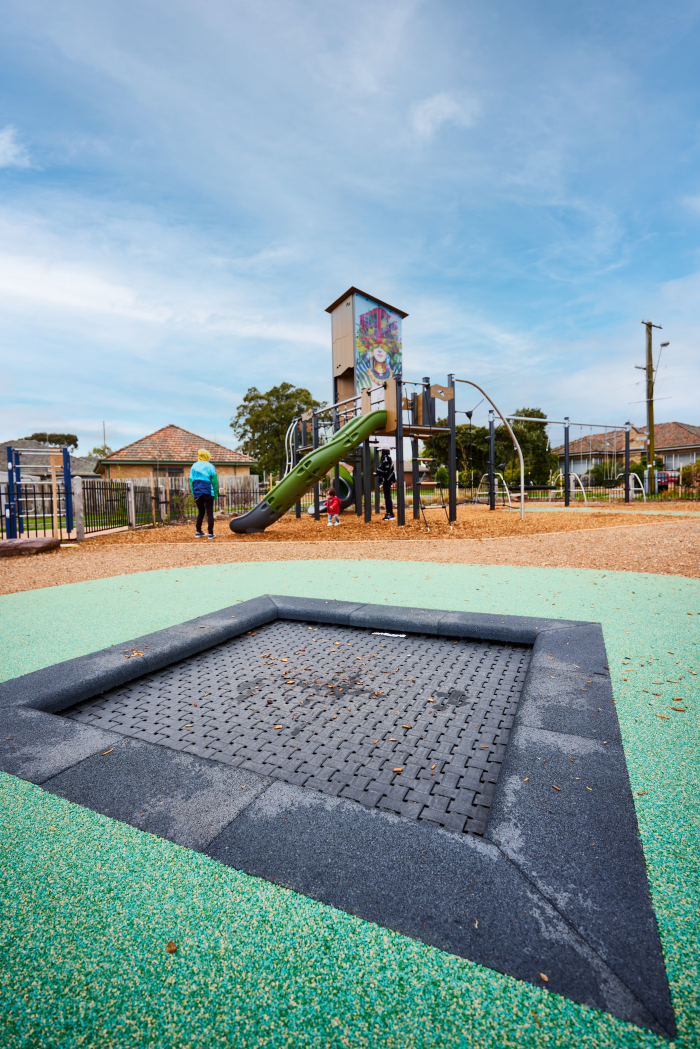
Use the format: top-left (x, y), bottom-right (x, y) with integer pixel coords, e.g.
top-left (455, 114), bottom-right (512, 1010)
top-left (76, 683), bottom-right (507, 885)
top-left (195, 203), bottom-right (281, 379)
top-left (1, 560), bottom-right (699, 1048)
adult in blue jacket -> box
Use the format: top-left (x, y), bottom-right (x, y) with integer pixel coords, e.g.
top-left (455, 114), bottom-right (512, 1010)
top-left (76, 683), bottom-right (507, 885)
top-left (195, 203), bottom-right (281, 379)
top-left (190, 449), bottom-right (219, 538)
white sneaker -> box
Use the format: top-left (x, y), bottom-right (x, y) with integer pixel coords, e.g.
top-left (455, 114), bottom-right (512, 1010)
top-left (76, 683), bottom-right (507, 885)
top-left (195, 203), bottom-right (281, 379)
top-left (327, 520), bottom-right (333, 526)
top-left (334, 520), bottom-right (340, 526)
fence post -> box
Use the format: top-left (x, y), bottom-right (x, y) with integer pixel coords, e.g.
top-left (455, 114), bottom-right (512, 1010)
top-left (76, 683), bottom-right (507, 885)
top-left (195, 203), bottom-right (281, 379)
top-left (126, 481), bottom-right (135, 528)
top-left (72, 476), bottom-right (85, 541)
top-left (158, 485), bottom-right (166, 523)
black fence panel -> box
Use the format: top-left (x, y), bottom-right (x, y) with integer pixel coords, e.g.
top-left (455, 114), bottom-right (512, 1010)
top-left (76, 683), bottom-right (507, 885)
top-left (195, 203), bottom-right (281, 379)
top-left (82, 480), bottom-right (129, 533)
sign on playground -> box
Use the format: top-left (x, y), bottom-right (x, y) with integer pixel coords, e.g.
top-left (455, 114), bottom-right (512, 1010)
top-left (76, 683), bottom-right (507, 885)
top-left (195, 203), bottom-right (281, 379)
top-left (354, 292), bottom-right (403, 393)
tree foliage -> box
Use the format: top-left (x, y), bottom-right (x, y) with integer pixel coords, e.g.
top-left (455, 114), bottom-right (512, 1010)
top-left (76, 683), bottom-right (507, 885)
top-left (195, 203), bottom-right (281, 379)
top-left (422, 407), bottom-right (557, 485)
top-left (25, 432), bottom-right (78, 451)
top-left (230, 382), bottom-right (324, 478)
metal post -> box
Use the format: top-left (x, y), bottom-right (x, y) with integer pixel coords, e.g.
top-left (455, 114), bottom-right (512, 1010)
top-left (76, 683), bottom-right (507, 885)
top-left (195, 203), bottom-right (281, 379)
top-left (624, 424), bottom-right (630, 503)
top-left (395, 378), bottom-right (405, 526)
top-left (374, 450), bottom-right (381, 514)
top-left (158, 485), bottom-right (167, 523)
top-left (355, 451), bottom-right (363, 516)
top-left (312, 409), bottom-right (320, 521)
top-left (411, 438), bottom-right (420, 519)
top-left (422, 376), bottom-right (433, 426)
top-left (14, 449), bottom-right (23, 535)
top-left (447, 372), bottom-right (456, 521)
top-left (6, 446), bottom-right (16, 539)
top-left (363, 440), bottom-right (372, 522)
top-left (488, 410), bottom-right (496, 511)
top-left (294, 419), bottom-right (301, 519)
top-left (564, 417), bottom-right (570, 507)
top-left (62, 447), bottom-right (73, 535)
top-left (73, 475), bottom-right (85, 540)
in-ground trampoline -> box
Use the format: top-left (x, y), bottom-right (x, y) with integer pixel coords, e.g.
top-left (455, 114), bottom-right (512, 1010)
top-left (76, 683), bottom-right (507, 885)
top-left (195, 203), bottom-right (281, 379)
top-left (0, 595), bottom-right (676, 1039)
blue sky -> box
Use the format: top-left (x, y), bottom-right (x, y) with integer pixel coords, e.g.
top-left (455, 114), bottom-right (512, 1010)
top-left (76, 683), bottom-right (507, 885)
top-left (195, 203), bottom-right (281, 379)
top-left (1, 0), bottom-right (699, 454)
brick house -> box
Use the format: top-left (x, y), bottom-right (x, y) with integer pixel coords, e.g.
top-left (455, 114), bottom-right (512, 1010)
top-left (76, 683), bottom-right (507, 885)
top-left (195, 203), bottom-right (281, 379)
top-left (97, 425), bottom-right (256, 481)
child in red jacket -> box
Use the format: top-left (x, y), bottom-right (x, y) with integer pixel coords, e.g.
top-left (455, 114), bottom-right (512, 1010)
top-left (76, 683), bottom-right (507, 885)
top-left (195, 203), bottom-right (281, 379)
top-left (326, 486), bottom-right (341, 526)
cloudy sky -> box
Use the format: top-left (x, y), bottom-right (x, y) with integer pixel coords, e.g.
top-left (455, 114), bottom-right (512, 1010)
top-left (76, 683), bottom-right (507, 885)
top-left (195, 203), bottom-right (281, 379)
top-left (1, 0), bottom-right (699, 453)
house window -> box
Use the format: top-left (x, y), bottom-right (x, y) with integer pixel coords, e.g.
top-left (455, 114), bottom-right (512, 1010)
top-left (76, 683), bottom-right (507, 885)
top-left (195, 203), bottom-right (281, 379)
top-left (154, 467), bottom-right (184, 477)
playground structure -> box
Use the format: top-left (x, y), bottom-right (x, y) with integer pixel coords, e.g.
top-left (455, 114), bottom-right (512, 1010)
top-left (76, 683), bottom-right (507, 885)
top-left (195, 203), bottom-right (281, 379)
top-left (229, 373), bottom-right (531, 533)
top-left (3, 446), bottom-right (74, 540)
top-left (228, 284), bottom-right (647, 536)
top-left (506, 415), bottom-right (642, 506)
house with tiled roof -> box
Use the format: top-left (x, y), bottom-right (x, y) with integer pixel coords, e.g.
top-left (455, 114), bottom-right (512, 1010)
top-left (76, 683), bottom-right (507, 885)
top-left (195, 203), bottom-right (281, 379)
top-left (97, 425), bottom-right (256, 481)
top-left (553, 422), bottom-right (700, 473)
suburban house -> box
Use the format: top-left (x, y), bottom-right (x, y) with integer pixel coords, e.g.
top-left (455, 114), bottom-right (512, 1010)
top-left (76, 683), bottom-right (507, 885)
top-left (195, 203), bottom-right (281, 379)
top-left (554, 422), bottom-right (700, 474)
top-left (0, 439), bottom-right (100, 484)
top-left (97, 424), bottom-right (256, 481)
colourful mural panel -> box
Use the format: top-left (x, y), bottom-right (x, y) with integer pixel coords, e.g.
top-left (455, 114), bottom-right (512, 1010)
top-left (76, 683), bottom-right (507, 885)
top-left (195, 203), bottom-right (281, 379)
top-left (354, 293), bottom-right (402, 392)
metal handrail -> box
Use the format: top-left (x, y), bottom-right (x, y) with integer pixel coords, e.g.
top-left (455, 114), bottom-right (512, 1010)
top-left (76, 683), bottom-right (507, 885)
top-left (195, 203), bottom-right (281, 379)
top-left (456, 380), bottom-right (525, 520)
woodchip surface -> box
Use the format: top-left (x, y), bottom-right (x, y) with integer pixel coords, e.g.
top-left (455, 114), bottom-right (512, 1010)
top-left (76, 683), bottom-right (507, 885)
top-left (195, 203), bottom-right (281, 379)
top-left (2, 506), bottom-right (699, 594)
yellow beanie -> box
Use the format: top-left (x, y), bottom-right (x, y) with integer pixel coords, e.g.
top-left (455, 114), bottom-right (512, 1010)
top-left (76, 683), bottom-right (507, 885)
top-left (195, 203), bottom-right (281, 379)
top-left (197, 448), bottom-right (211, 461)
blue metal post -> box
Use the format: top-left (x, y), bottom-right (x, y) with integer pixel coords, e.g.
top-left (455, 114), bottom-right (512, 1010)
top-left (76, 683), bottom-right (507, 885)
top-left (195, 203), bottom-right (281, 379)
top-left (6, 446), bottom-right (17, 538)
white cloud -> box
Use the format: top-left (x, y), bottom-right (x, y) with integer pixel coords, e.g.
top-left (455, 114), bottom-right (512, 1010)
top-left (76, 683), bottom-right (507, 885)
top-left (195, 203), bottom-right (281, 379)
top-left (411, 92), bottom-right (480, 140)
top-left (683, 195), bottom-right (700, 215)
top-left (0, 125), bottom-right (31, 168)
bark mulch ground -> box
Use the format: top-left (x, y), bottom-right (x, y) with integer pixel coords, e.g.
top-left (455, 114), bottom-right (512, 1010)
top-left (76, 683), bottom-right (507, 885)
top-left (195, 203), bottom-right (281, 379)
top-left (2, 506), bottom-right (698, 594)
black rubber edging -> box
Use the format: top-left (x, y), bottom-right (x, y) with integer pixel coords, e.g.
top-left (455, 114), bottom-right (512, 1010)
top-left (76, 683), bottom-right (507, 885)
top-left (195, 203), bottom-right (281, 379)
top-left (0, 595), bottom-right (675, 1038)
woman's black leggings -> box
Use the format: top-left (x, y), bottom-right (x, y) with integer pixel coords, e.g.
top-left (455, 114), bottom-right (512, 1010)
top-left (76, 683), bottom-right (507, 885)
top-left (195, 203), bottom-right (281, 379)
top-left (195, 495), bottom-right (214, 534)
top-left (383, 480), bottom-right (394, 516)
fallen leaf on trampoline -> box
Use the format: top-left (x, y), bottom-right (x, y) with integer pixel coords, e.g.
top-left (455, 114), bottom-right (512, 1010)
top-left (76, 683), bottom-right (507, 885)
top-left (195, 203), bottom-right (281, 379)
top-left (392, 767), bottom-right (403, 772)
top-left (637, 791), bottom-right (647, 795)
top-left (655, 714), bottom-right (670, 720)
top-left (274, 725), bottom-right (283, 729)
top-left (101, 749), bottom-right (113, 756)
top-left (531, 1010), bottom-right (542, 1028)
top-left (671, 707), bottom-right (686, 711)
top-left (552, 785), bottom-right (561, 791)
top-left (166, 941), bottom-right (177, 954)
top-left (539, 973), bottom-right (549, 983)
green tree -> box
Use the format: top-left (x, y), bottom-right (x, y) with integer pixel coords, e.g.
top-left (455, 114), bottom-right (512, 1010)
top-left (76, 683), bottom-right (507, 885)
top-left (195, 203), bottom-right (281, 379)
top-left (230, 382), bottom-right (325, 478)
top-left (91, 445), bottom-right (113, 457)
top-left (26, 432), bottom-right (78, 451)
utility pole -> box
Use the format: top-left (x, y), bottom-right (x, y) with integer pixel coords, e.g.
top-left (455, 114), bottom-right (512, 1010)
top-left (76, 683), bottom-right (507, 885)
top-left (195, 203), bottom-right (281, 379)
top-left (637, 321), bottom-right (662, 493)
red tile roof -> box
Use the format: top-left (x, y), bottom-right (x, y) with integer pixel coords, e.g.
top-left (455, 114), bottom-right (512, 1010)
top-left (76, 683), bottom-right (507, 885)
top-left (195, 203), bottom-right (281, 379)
top-left (101, 425), bottom-right (255, 465)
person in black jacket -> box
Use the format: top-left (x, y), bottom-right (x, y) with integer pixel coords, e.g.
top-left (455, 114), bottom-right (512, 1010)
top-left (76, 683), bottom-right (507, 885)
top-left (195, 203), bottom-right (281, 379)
top-left (376, 448), bottom-right (396, 521)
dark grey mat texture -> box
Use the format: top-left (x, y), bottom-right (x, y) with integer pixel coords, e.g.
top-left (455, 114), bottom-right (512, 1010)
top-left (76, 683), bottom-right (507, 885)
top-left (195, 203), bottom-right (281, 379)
top-left (0, 595), bottom-right (675, 1038)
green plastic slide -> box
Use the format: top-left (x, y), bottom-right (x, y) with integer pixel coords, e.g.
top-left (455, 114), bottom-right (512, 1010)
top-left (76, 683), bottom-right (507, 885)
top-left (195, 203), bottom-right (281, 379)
top-left (229, 409), bottom-right (387, 533)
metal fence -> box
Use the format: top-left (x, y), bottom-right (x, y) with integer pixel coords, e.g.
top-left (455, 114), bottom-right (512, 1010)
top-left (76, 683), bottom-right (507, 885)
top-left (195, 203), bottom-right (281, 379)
top-left (1, 481), bottom-right (71, 539)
